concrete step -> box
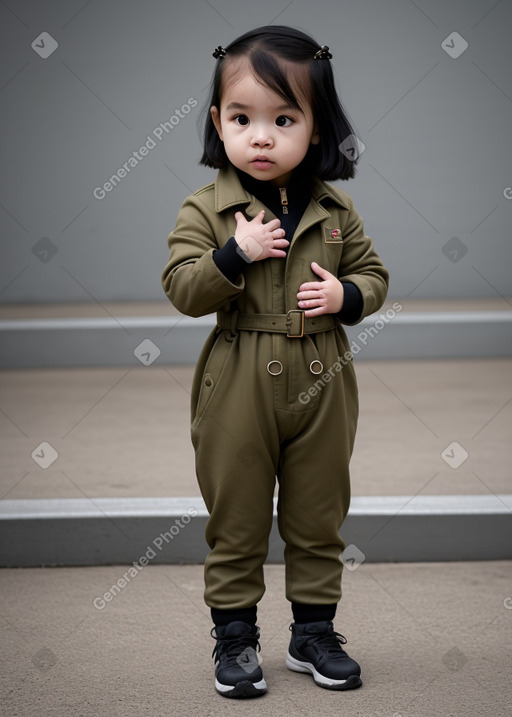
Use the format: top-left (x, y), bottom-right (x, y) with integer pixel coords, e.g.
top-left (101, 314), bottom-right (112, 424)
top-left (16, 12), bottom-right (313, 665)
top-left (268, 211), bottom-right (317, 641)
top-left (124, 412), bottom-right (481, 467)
top-left (1, 495), bottom-right (511, 567)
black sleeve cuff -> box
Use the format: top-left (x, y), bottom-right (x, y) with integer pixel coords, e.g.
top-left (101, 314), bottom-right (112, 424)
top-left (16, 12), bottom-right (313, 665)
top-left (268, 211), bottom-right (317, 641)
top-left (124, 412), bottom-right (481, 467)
top-left (337, 282), bottom-right (364, 324)
top-left (213, 236), bottom-right (249, 283)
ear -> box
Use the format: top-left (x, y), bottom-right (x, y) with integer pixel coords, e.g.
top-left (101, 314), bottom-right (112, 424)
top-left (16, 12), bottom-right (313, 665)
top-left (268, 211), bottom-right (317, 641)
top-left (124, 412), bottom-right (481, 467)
top-left (210, 106), bottom-right (223, 142)
top-left (310, 124), bottom-right (320, 146)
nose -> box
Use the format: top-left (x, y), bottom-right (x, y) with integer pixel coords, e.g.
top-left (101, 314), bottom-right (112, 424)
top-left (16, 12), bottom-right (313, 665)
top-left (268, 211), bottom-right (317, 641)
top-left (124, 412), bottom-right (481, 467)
top-left (250, 123), bottom-right (273, 148)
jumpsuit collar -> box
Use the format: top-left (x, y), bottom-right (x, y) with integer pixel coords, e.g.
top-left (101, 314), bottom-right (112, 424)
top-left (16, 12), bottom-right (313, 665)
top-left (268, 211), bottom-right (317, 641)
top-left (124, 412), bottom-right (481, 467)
top-left (214, 163), bottom-right (351, 214)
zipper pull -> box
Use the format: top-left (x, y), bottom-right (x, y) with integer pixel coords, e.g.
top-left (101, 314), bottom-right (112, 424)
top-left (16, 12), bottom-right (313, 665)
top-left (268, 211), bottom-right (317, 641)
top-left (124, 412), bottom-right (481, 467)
top-left (279, 187), bottom-right (289, 214)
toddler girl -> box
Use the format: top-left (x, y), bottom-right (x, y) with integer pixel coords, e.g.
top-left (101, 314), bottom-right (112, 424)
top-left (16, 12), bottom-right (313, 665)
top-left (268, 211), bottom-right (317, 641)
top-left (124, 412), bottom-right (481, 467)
top-left (162, 24), bottom-right (389, 699)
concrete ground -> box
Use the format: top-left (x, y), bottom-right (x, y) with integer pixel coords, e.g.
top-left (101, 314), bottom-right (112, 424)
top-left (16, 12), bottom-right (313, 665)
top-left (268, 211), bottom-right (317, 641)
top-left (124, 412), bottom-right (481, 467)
top-left (1, 561), bottom-right (511, 716)
top-left (0, 358), bottom-right (511, 500)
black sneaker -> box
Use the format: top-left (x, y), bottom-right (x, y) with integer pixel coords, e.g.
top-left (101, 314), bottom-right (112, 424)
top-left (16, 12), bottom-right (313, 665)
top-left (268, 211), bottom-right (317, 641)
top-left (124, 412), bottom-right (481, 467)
top-left (286, 620), bottom-right (362, 690)
top-left (211, 621), bottom-right (267, 698)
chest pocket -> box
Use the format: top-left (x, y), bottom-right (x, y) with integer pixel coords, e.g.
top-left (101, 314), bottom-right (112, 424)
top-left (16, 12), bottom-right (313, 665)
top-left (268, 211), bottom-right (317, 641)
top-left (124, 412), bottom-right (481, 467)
top-left (324, 226), bottom-right (343, 244)
top-left (321, 225), bottom-right (344, 275)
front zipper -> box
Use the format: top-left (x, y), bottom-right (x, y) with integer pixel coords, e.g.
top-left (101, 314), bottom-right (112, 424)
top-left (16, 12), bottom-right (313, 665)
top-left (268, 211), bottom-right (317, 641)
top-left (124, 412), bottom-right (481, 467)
top-left (279, 187), bottom-right (289, 214)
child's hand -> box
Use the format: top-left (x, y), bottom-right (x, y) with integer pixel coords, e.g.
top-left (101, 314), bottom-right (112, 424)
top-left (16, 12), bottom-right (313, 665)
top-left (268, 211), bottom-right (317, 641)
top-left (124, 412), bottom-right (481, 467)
top-left (234, 210), bottom-right (289, 262)
top-left (297, 262), bottom-right (344, 317)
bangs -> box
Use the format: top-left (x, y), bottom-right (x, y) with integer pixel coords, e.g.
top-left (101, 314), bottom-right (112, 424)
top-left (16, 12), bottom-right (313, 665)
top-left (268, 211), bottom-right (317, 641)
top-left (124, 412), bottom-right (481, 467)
top-left (220, 50), bottom-right (311, 114)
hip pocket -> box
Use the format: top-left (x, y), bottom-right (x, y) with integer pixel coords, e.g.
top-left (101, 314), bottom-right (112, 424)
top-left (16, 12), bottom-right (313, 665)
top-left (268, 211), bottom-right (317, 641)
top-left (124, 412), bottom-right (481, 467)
top-left (191, 332), bottom-right (236, 428)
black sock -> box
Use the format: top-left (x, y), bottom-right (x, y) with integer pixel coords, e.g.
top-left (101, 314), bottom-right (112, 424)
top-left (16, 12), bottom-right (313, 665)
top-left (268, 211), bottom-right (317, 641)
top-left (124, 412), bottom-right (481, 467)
top-left (291, 602), bottom-right (337, 624)
top-left (211, 605), bottom-right (257, 627)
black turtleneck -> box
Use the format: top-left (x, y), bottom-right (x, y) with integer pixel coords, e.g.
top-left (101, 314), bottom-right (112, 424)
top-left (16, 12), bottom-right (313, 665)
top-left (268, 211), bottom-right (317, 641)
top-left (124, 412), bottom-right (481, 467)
top-left (212, 165), bottom-right (363, 324)
top-left (235, 165), bottom-right (313, 242)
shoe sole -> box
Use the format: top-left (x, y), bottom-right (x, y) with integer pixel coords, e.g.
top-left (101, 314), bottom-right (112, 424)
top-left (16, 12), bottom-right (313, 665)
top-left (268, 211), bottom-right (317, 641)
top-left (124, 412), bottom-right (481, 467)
top-left (215, 677), bottom-right (267, 699)
top-left (286, 653), bottom-right (362, 691)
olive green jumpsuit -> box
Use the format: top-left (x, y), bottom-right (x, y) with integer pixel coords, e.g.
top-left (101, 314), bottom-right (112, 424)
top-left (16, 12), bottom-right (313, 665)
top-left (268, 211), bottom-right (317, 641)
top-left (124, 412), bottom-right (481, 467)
top-left (162, 163), bottom-right (389, 610)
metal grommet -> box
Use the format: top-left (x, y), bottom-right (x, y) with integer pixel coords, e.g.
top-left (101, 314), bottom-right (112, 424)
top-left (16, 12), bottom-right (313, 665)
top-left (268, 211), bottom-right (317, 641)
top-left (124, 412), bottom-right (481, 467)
top-left (267, 360), bottom-right (283, 376)
top-left (309, 360), bottom-right (323, 375)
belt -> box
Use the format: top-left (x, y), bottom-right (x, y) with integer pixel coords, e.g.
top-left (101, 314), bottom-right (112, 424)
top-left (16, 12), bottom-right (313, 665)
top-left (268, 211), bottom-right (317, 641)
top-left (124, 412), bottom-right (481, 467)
top-left (216, 309), bottom-right (336, 338)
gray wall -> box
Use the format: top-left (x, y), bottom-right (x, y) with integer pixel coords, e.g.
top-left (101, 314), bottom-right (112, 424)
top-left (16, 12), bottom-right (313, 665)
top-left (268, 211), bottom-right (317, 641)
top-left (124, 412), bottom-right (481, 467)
top-left (1, 0), bottom-right (511, 305)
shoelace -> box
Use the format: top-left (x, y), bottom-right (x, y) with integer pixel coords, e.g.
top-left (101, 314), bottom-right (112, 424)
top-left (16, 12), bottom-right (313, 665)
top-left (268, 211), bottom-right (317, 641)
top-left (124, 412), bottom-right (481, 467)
top-left (210, 627), bottom-right (262, 666)
top-left (292, 626), bottom-right (349, 659)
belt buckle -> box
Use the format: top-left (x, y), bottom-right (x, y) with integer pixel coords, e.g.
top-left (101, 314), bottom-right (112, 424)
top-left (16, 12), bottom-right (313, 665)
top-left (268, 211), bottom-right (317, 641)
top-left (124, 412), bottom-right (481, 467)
top-left (286, 309), bottom-right (305, 338)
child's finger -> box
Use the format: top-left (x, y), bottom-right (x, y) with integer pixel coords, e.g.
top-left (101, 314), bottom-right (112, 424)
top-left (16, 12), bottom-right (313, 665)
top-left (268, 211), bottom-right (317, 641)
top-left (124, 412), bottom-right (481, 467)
top-left (310, 261), bottom-right (332, 280)
top-left (297, 289), bottom-right (322, 300)
top-left (298, 281), bottom-right (323, 293)
top-left (263, 217), bottom-right (281, 232)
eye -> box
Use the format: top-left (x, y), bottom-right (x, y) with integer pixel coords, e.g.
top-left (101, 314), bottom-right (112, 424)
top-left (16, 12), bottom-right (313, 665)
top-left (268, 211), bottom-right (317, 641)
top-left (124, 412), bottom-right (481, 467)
top-left (234, 114), bottom-right (249, 126)
top-left (275, 115), bottom-right (293, 127)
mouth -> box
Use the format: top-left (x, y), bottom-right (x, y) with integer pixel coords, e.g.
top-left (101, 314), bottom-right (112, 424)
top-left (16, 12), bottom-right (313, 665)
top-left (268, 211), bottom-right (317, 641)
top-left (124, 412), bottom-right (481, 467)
top-left (251, 156), bottom-right (274, 169)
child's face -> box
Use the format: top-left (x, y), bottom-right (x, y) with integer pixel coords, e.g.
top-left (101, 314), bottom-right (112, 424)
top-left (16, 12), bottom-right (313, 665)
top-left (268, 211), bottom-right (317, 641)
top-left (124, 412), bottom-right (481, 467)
top-left (211, 62), bottom-right (319, 186)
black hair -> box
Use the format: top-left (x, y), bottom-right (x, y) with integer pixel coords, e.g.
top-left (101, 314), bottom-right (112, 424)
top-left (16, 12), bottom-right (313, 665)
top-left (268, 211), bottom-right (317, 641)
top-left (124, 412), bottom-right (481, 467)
top-left (199, 25), bottom-right (359, 181)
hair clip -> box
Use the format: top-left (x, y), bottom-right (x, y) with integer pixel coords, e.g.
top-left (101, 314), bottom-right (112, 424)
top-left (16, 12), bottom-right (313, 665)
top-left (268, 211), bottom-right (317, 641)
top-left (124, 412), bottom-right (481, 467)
top-left (212, 46), bottom-right (227, 59)
top-left (314, 45), bottom-right (332, 60)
